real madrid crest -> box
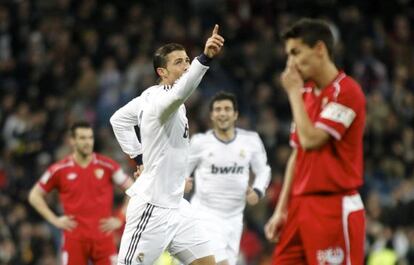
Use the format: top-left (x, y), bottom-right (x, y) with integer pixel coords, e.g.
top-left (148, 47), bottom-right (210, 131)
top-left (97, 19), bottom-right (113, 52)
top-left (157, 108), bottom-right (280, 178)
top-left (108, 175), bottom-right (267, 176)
top-left (239, 149), bottom-right (245, 158)
top-left (94, 168), bottom-right (104, 179)
top-left (136, 252), bottom-right (145, 263)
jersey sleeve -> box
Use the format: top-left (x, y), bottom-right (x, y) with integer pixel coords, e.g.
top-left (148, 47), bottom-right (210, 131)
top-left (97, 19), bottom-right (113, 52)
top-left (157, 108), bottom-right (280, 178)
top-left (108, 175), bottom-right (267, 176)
top-left (315, 83), bottom-right (361, 140)
top-left (37, 167), bottom-right (59, 193)
top-left (289, 122), bottom-right (299, 148)
top-left (154, 59), bottom-right (209, 123)
top-left (185, 134), bottom-right (203, 177)
top-left (112, 168), bottom-right (130, 188)
top-left (250, 133), bottom-right (271, 195)
top-left (110, 96), bottom-right (143, 159)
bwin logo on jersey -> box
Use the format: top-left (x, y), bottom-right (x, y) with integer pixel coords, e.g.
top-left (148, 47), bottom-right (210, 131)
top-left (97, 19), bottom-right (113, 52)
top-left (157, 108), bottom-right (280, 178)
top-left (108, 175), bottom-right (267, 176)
top-left (316, 247), bottom-right (344, 265)
top-left (211, 163), bottom-right (244, 174)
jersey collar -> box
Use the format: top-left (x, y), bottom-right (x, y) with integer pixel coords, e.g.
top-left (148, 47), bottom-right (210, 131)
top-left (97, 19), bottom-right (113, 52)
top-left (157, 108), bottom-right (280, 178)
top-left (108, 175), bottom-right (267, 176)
top-left (212, 129), bottom-right (237, 144)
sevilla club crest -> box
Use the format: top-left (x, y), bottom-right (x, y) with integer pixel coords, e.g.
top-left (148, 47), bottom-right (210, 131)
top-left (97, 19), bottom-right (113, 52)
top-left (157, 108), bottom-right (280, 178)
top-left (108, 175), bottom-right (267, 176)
top-left (95, 169), bottom-right (104, 179)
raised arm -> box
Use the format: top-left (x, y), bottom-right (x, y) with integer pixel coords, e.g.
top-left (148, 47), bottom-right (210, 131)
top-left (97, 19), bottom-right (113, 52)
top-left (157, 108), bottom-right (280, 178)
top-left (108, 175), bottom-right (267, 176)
top-left (157, 25), bottom-right (225, 123)
top-left (281, 64), bottom-right (330, 150)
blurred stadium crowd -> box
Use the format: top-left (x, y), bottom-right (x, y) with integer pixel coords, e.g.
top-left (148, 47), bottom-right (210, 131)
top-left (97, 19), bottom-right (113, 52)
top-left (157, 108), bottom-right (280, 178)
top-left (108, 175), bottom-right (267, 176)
top-left (0, 0), bottom-right (414, 264)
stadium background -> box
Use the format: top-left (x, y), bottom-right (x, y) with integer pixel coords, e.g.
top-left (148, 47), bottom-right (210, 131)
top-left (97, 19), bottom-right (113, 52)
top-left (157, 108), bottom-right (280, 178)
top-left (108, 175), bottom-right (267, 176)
top-left (0, 0), bottom-right (413, 264)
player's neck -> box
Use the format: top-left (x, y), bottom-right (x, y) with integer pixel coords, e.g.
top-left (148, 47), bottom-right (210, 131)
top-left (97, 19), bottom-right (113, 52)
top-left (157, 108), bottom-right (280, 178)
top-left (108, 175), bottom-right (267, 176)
top-left (313, 61), bottom-right (339, 90)
top-left (159, 80), bottom-right (172, 85)
top-left (159, 78), bottom-right (173, 86)
top-left (214, 127), bottom-right (235, 142)
top-left (73, 152), bottom-right (93, 167)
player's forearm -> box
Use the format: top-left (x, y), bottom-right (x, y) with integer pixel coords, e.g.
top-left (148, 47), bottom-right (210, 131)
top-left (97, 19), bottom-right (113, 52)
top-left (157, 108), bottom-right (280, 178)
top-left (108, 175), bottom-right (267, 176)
top-left (112, 126), bottom-right (142, 159)
top-left (28, 188), bottom-right (58, 226)
top-left (110, 110), bottom-right (142, 158)
top-left (287, 90), bottom-right (320, 149)
top-left (273, 149), bottom-right (297, 215)
top-left (159, 59), bottom-right (209, 122)
top-left (252, 165), bottom-right (271, 197)
top-left (119, 196), bottom-right (130, 217)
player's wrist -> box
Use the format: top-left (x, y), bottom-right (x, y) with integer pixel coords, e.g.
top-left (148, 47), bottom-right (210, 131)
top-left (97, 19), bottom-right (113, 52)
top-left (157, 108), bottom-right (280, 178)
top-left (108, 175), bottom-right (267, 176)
top-left (197, 53), bottom-right (212, 66)
top-left (287, 87), bottom-right (302, 98)
top-left (116, 212), bottom-right (126, 224)
top-left (253, 188), bottom-right (263, 199)
top-left (133, 154), bottom-right (143, 166)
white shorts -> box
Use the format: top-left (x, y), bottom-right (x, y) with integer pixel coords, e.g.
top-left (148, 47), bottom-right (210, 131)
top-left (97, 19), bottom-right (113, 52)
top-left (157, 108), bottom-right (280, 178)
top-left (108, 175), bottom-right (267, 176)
top-left (117, 196), bottom-right (212, 265)
top-left (194, 208), bottom-right (243, 265)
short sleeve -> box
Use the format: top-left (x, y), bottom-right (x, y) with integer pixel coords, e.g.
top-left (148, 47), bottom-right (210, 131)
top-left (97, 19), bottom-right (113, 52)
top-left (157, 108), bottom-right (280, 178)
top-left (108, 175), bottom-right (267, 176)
top-left (38, 168), bottom-right (59, 193)
top-left (112, 168), bottom-right (129, 187)
top-left (315, 82), bottom-right (362, 140)
top-left (289, 122), bottom-right (299, 148)
top-left (105, 160), bottom-right (128, 187)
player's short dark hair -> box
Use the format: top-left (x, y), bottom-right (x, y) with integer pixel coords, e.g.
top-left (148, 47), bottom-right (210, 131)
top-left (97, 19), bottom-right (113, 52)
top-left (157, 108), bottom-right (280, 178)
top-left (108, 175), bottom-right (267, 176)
top-left (209, 91), bottom-right (238, 112)
top-left (70, 121), bottom-right (92, 137)
top-left (153, 43), bottom-right (186, 77)
top-left (281, 18), bottom-right (335, 59)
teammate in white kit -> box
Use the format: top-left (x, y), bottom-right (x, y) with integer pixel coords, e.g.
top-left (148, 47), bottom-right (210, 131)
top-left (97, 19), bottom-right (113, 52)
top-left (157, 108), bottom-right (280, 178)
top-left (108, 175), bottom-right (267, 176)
top-left (185, 91), bottom-right (271, 265)
top-left (110, 25), bottom-right (224, 265)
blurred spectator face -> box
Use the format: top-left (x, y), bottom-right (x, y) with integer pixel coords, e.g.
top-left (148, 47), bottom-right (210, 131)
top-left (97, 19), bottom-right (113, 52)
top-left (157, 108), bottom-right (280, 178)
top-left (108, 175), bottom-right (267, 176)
top-left (158, 50), bottom-right (190, 85)
top-left (285, 38), bottom-right (322, 81)
top-left (210, 100), bottom-right (238, 132)
top-left (70, 128), bottom-right (94, 157)
top-left (394, 15), bottom-right (410, 41)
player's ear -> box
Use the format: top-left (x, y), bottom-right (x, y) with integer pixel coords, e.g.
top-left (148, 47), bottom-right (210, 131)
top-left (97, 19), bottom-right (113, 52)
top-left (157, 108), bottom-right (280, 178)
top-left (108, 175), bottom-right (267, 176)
top-left (156, 67), bottom-right (167, 79)
top-left (315, 40), bottom-right (326, 57)
top-left (234, 111), bottom-right (239, 120)
top-left (69, 135), bottom-right (75, 147)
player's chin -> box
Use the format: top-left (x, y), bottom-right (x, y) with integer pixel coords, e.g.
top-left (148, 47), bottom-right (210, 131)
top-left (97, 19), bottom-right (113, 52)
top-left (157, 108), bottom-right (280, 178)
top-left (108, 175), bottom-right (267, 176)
top-left (82, 148), bottom-right (93, 155)
top-left (218, 124), bottom-right (230, 131)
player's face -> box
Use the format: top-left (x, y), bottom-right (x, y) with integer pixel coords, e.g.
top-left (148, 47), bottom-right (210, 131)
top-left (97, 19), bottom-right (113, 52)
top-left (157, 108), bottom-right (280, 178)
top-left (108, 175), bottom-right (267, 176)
top-left (285, 38), bottom-right (321, 81)
top-left (210, 100), bottom-right (238, 131)
top-left (71, 128), bottom-right (94, 157)
top-left (163, 50), bottom-right (190, 84)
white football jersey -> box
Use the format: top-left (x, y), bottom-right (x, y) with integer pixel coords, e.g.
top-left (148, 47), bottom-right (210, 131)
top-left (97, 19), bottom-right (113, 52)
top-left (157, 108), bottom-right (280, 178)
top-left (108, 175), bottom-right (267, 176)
top-left (110, 59), bottom-right (209, 208)
top-left (187, 128), bottom-right (271, 219)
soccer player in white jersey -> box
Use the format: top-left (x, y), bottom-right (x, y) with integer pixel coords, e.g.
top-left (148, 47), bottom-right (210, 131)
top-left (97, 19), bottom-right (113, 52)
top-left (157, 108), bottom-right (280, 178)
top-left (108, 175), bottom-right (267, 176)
top-left (110, 25), bottom-right (224, 265)
top-left (185, 91), bottom-right (271, 265)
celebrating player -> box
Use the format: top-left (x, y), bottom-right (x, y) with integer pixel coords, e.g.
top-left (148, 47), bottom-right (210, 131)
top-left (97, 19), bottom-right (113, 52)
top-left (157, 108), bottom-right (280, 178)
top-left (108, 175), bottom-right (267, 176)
top-left (110, 25), bottom-right (224, 265)
top-left (185, 91), bottom-right (271, 265)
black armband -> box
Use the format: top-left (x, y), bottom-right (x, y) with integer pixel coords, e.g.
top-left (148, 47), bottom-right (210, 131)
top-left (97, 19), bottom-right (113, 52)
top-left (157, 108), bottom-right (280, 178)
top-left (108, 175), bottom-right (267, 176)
top-left (253, 188), bottom-right (263, 199)
top-left (133, 154), bottom-right (143, 165)
top-left (197, 53), bottom-right (212, 66)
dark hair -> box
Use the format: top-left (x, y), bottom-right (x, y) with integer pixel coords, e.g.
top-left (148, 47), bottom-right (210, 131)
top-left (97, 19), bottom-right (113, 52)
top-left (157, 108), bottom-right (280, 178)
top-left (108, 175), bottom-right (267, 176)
top-left (281, 18), bottom-right (334, 59)
top-left (209, 91), bottom-right (238, 112)
top-left (70, 121), bottom-right (92, 137)
top-left (153, 43), bottom-right (185, 76)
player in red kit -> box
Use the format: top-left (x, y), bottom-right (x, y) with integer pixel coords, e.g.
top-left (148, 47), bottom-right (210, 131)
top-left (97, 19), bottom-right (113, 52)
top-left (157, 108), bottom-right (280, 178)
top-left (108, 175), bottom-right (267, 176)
top-left (28, 121), bottom-right (134, 265)
top-left (265, 18), bottom-right (366, 265)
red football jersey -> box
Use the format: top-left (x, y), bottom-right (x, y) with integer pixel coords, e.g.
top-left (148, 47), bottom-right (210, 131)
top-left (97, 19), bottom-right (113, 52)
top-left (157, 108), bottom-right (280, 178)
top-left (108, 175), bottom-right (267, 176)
top-left (38, 153), bottom-right (129, 239)
top-left (290, 71), bottom-right (366, 195)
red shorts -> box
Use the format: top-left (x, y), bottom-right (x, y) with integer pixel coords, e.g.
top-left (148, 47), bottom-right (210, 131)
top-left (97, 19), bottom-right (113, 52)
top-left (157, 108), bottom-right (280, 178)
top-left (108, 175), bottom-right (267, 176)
top-left (272, 193), bottom-right (365, 265)
top-left (61, 236), bottom-right (117, 265)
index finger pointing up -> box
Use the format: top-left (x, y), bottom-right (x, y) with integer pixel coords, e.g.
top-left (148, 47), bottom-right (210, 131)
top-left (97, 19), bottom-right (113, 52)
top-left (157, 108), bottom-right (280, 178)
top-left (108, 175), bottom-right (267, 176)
top-left (212, 24), bottom-right (219, 36)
